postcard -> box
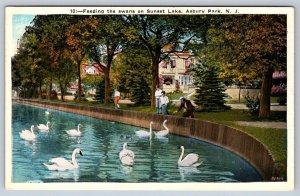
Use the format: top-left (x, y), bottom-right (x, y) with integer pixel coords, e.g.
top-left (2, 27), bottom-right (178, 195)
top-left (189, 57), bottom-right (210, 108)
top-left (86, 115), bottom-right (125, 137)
top-left (5, 6), bottom-right (294, 191)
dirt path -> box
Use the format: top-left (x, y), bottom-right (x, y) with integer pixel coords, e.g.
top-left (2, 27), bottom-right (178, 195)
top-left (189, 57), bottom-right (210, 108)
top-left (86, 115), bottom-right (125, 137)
top-left (235, 121), bottom-right (287, 129)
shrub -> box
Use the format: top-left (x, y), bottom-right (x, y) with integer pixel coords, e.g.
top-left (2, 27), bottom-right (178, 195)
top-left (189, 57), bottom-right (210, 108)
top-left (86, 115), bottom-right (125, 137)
top-left (245, 92), bottom-right (260, 115)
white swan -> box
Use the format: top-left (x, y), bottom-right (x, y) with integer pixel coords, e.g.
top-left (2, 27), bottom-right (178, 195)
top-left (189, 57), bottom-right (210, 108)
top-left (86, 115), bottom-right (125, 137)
top-left (119, 142), bottom-right (135, 167)
top-left (43, 148), bottom-right (83, 171)
top-left (45, 111), bottom-right (50, 115)
top-left (178, 146), bottom-right (202, 167)
top-left (37, 121), bottom-right (50, 132)
top-left (19, 125), bottom-right (36, 141)
top-left (66, 124), bottom-right (82, 137)
top-left (135, 121), bottom-right (153, 138)
top-left (155, 120), bottom-right (169, 137)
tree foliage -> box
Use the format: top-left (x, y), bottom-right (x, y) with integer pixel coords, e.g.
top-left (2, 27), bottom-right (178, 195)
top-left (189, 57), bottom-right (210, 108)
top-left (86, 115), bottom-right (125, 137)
top-left (112, 46), bottom-right (151, 105)
top-left (193, 15), bottom-right (287, 117)
top-left (191, 62), bottom-right (228, 111)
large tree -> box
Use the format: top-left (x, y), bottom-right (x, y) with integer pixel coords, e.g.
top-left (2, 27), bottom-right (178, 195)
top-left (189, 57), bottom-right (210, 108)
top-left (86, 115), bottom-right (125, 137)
top-left (112, 46), bottom-right (152, 105)
top-left (86, 15), bottom-right (125, 104)
top-left (198, 15), bottom-right (287, 118)
top-left (123, 15), bottom-right (202, 107)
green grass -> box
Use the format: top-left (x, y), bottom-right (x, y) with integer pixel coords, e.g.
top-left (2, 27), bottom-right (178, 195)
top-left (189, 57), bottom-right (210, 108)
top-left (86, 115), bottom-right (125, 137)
top-left (193, 110), bottom-right (287, 173)
top-left (166, 92), bottom-right (187, 100)
top-left (225, 97), bottom-right (280, 104)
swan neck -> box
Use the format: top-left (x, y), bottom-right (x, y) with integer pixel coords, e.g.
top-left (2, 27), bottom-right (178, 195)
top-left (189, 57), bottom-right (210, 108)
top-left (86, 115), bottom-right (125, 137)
top-left (150, 123), bottom-right (153, 140)
top-left (71, 150), bottom-right (78, 166)
top-left (123, 143), bottom-right (127, 150)
top-left (178, 147), bottom-right (184, 163)
top-left (77, 125), bottom-right (80, 132)
top-left (163, 121), bottom-right (169, 130)
top-left (31, 126), bottom-right (34, 133)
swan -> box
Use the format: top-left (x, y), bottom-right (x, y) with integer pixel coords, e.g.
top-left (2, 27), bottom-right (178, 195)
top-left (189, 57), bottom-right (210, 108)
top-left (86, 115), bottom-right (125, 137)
top-left (155, 120), bottom-right (169, 137)
top-left (43, 148), bottom-right (83, 171)
top-left (37, 121), bottom-right (50, 132)
top-left (66, 124), bottom-right (82, 137)
top-left (119, 142), bottom-right (135, 167)
top-left (177, 146), bottom-right (202, 167)
top-left (45, 111), bottom-right (50, 115)
top-left (135, 121), bottom-right (153, 138)
top-left (19, 125), bottom-right (36, 141)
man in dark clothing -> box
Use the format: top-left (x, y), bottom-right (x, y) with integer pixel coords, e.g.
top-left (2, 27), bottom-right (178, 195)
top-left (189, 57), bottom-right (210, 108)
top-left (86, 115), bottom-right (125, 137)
top-left (173, 97), bottom-right (195, 118)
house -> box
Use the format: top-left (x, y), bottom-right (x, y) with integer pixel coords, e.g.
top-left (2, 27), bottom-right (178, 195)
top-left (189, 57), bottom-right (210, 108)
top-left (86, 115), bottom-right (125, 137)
top-left (159, 51), bottom-right (199, 93)
top-left (66, 63), bottom-right (104, 96)
top-left (81, 63), bottom-right (104, 78)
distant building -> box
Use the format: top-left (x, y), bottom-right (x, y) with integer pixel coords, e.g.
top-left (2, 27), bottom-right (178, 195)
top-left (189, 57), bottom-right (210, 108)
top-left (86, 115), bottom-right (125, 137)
top-left (159, 51), bottom-right (199, 93)
top-left (81, 63), bottom-right (104, 78)
top-left (67, 63), bottom-right (104, 95)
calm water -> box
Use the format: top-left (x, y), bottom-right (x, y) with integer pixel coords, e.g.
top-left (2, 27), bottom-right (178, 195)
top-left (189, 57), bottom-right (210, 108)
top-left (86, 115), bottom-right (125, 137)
top-left (12, 103), bottom-right (262, 183)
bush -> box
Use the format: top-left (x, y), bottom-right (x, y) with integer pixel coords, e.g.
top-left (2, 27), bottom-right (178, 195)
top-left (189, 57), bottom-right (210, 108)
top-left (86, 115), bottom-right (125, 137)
top-left (277, 96), bottom-right (287, 105)
top-left (245, 92), bottom-right (260, 115)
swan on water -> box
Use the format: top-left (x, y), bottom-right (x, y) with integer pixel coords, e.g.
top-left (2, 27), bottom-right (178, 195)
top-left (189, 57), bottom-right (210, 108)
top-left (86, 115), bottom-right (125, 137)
top-left (37, 121), bottom-right (50, 132)
top-left (135, 121), bottom-right (153, 138)
top-left (45, 111), bottom-right (50, 115)
top-left (155, 120), bottom-right (169, 137)
top-left (43, 148), bottom-right (83, 171)
top-left (119, 142), bottom-right (135, 167)
top-left (19, 125), bottom-right (36, 141)
top-left (177, 146), bottom-right (202, 167)
top-left (66, 124), bottom-right (82, 137)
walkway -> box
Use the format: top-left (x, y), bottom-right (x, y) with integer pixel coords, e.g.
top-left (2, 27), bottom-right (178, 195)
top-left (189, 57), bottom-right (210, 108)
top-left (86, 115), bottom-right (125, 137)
top-left (235, 121), bottom-right (287, 129)
top-left (226, 103), bottom-right (287, 111)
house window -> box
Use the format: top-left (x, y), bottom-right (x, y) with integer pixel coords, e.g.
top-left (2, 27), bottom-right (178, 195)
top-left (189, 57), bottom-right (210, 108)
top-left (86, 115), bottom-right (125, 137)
top-left (185, 60), bottom-right (191, 68)
top-left (171, 60), bottom-right (176, 68)
top-left (164, 77), bottom-right (173, 85)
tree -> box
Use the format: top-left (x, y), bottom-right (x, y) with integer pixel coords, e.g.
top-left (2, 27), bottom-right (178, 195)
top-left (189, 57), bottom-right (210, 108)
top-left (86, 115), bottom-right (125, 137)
top-left (55, 57), bottom-right (77, 101)
top-left (86, 15), bottom-right (126, 104)
top-left (123, 15), bottom-right (200, 107)
top-left (191, 62), bottom-right (228, 111)
top-left (65, 15), bottom-right (95, 101)
top-left (30, 15), bottom-right (74, 100)
top-left (112, 46), bottom-right (152, 105)
top-left (198, 15), bottom-right (287, 117)
top-left (93, 76), bottom-right (105, 103)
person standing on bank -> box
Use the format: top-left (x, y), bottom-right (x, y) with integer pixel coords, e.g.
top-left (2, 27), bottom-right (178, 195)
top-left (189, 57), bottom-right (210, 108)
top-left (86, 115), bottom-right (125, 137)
top-left (173, 97), bottom-right (195, 118)
top-left (155, 86), bottom-right (162, 114)
top-left (114, 89), bottom-right (121, 109)
top-left (160, 91), bottom-right (169, 115)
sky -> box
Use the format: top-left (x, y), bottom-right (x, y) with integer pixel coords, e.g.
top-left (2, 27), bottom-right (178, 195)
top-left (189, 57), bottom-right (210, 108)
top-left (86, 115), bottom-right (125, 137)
top-left (12, 14), bottom-right (35, 54)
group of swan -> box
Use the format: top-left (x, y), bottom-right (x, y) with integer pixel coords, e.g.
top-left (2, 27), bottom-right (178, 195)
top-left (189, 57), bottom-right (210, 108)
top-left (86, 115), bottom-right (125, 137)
top-left (20, 121), bottom-right (51, 141)
top-left (21, 113), bottom-right (200, 171)
top-left (130, 120), bottom-right (201, 167)
top-left (20, 122), bottom-right (83, 142)
top-left (135, 120), bottom-right (169, 138)
top-left (118, 142), bottom-right (201, 168)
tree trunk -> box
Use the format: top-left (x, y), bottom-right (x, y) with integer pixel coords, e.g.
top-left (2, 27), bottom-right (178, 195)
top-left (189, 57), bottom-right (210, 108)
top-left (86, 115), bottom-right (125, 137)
top-left (59, 83), bottom-right (64, 102)
top-left (104, 69), bottom-right (111, 104)
top-left (151, 55), bottom-right (160, 107)
top-left (48, 78), bottom-right (52, 100)
top-left (38, 82), bottom-right (42, 99)
top-left (238, 86), bottom-right (241, 103)
top-left (259, 67), bottom-right (273, 118)
top-left (77, 61), bottom-right (82, 101)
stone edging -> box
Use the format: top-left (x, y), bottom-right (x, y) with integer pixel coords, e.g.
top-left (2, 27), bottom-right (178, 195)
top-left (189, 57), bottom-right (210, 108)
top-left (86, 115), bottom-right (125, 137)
top-left (13, 99), bottom-right (279, 181)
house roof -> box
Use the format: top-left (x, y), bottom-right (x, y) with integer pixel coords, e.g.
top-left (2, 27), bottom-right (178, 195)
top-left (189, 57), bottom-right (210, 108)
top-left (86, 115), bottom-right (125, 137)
top-left (81, 63), bottom-right (104, 75)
